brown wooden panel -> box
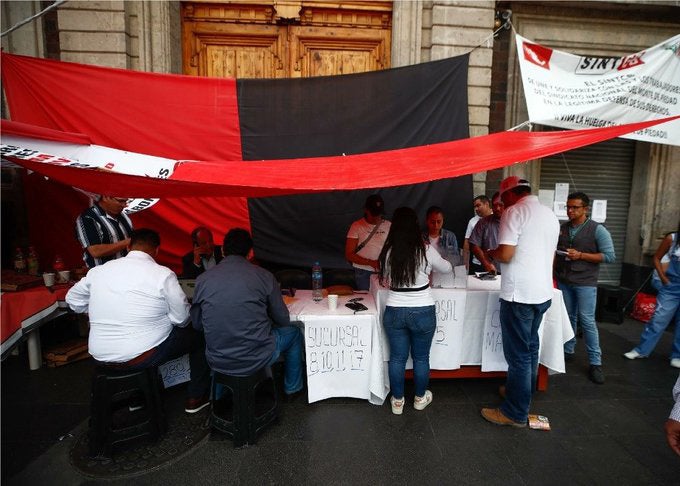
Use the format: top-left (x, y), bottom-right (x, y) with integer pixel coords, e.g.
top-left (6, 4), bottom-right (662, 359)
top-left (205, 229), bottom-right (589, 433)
top-left (183, 21), bottom-right (286, 78)
top-left (182, 1), bottom-right (392, 79)
top-left (291, 25), bottom-right (389, 77)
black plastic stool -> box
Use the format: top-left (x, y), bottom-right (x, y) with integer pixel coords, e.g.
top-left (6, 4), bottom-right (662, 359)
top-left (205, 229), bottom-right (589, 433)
top-left (88, 365), bottom-right (166, 457)
top-left (211, 367), bottom-right (279, 447)
top-left (596, 284), bottom-right (624, 324)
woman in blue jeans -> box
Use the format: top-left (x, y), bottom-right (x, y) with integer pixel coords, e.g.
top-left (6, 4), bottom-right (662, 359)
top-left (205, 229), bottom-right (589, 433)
top-left (378, 207), bottom-right (453, 414)
top-left (625, 221), bottom-right (680, 368)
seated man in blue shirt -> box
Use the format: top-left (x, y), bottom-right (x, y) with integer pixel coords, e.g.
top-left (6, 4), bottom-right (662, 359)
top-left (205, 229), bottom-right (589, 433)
top-left (190, 228), bottom-right (304, 400)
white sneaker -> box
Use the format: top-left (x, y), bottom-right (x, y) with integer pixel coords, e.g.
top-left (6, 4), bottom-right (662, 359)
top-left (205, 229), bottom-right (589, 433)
top-left (414, 390), bottom-right (433, 411)
top-left (390, 396), bottom-right (404, 415)
top-left (623, 349), bottom-right (645, 360)
top-left (671, 358), bottom-right (680, 369)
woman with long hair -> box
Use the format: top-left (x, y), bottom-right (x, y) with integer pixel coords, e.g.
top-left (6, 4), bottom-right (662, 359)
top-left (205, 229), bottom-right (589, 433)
top-left (379, 207), bottom-right (452, 414)
top-left (625, 219), bottom-right (680, 368)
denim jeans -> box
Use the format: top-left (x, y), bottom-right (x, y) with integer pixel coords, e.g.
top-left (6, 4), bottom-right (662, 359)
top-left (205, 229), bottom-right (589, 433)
top-left (113, 326), bottom-right (211, 399)
top-left (499, 298), bottom-right (552, 424)
top-left (383, 305), bottom-right (436, 399)
top-left (354, 268), bottom-right (375, 291)
top-left (268, 326), bottom-right (304, 394)
top-left (558, 283), bottom-right (602, 365)
top-left (634, 280), bottom-right (680, 359)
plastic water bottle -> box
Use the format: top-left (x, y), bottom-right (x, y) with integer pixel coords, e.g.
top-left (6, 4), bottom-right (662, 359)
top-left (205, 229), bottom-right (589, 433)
top-left (13, 247), bottom-right (26, 273)
top-left (312, 261), bottom-right (323, 302)
top-left (26, 246), bottom-right (39, 276)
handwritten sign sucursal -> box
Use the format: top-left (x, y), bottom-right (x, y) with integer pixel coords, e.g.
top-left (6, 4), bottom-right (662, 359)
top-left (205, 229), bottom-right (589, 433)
top-left (429, 290), bottom-right (467, 369)
top-left (304, 314), bottom-right (373, 403)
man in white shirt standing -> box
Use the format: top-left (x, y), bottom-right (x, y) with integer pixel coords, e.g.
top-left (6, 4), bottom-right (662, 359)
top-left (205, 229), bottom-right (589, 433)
top-left (345, 194), bottom-right (391, 290)
top-left (66, 228), bottom-right (211, 414)
top-left (482, 176), bottom-right (559, 427)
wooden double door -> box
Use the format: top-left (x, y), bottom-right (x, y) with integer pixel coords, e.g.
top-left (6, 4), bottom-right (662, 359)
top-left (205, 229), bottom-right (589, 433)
top-left (181, 1), bottom-right (392, 79)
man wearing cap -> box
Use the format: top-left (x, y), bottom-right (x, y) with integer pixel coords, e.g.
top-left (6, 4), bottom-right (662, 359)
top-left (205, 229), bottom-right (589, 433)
top-left (469, 192), bottom-right (504, 275)
top-left (345, 194), bottom-right (392, 290)
top-left (554, 192), bottom-right (615, 384)
top-left (481, 176), bottom-right (559, 428)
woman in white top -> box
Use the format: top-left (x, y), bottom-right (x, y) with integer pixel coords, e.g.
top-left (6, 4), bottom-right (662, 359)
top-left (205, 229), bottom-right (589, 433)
top-left (378, 207), bottom-right (453, 414)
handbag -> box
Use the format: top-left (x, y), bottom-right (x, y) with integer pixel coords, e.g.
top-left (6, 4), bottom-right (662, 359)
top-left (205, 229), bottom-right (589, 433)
top-left (630, 292), bottom-right (656, 323)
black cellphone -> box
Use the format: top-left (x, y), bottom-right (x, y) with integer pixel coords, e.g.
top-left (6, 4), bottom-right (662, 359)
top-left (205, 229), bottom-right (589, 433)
top-left (345, 302), bottom-right (368, 312)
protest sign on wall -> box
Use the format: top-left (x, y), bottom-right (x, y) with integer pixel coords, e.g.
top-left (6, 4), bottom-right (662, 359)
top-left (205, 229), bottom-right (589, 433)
top-left (516, 34), bottom-right (680, 146)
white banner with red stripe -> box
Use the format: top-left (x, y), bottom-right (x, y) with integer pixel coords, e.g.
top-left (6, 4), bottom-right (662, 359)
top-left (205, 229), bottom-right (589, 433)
top-left (516, 34), bottom-right (680, 146)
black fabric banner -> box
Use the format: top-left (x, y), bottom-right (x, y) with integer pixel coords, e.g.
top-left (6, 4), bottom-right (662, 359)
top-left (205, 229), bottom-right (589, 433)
top-left (238, 54), bottom-right (472, 268)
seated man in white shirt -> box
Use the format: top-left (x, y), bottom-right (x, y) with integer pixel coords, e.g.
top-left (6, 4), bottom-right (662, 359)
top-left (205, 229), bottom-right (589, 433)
top-left (66, 228), bottom-right (211, 414)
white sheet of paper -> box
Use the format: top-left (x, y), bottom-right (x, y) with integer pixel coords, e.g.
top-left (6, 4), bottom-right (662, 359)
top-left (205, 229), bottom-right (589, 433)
top-left (305, 314), bottom-right (373, 403)
top-left (538, 189), bottom-right (555, 208)
top-left (555, 183), bottom-right (569, 203)
top-left (480, 294), bottom-right (507, 372)
top-left (591, 199), bottom-right (607, 223)
top-left (159, 353), bottom-right (191, 388)
top-left (554, 200), bottom-right (568, 220)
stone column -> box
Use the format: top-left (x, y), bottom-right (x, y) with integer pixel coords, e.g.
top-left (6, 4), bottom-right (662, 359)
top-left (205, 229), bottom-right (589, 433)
top-left (391, 0), bottom-right (422, 67)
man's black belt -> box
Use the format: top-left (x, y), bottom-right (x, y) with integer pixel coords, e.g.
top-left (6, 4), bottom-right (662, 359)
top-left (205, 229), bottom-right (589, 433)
top-left (390, 284), bottom-right (430, 292)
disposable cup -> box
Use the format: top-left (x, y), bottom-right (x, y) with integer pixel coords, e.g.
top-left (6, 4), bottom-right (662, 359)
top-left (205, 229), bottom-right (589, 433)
top-left (58, 270), bottom-right (70, 283)
top-left (327, 294), bottom-right (338, 311)
top-left (43, 272), bottom-right (56, 287)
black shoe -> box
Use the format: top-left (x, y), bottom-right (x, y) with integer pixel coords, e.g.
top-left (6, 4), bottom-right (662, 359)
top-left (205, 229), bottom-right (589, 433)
top-left (185, 395), bottom-right (210, 414)
top-left (588, 365), bottom-right (605, 384)
top-left (564, 353), bottom-right (575, 363)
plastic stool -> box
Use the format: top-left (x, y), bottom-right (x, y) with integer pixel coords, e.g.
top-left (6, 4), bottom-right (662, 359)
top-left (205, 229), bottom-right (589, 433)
top-left (211, 367), bottom-right (279, 447)
top-left (596, 285), bottom-right (624, 324)
top-left (88, 366), bottom-right (166, 457)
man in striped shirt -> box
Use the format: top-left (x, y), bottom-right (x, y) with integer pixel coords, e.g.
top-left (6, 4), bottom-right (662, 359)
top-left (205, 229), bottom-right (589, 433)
top-left (75, 195), bottom-right (133, 268)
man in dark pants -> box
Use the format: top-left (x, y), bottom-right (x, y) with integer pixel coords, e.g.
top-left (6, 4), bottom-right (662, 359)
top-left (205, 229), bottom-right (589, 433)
top-left (66, 228), bottom-right (211, 414)
top-left (554, 192), bottom-right (615, 384)
top-left (482, 176), bottom-right (559, 427)
top-left (191, 228), bottom-right (304, 400)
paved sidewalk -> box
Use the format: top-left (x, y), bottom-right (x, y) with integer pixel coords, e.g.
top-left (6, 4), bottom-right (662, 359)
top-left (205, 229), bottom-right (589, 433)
top-left (2, 316), bottom-right (679, 485)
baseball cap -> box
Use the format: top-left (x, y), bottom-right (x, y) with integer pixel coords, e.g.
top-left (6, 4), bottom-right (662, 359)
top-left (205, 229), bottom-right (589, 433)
top-left (364, 194), bottom-right (385, 215)
top-left (499, 176), bottom-right (531, 196)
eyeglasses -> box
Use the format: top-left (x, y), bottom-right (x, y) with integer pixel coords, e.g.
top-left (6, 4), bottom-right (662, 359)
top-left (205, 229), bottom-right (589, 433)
top-left (566, 205), bottom-right (585, 210)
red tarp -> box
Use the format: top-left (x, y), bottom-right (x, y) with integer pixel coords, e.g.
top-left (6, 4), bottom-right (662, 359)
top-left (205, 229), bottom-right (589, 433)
top-left (3, 117), bottom-right (678, 198)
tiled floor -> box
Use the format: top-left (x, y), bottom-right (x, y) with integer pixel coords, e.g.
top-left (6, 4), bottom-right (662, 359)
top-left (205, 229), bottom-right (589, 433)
top-left (2, 316), bottom-right (679, 485)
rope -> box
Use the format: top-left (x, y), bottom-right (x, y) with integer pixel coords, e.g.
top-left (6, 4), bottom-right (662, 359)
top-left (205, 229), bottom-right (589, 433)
top-left (471, 18), bottom-right (512, 52)
top-left (1, 1), bottom-right (67, 38)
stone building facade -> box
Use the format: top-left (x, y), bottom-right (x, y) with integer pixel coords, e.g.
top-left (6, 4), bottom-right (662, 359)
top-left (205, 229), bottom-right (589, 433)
top-left (2, 0), bottom-right (678, 286)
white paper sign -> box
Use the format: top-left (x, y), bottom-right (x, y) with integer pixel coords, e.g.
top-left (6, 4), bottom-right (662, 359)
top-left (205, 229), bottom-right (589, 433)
top-left (591, 199), bottom-right (607, 223)
top-left (428, 290), bottom-right (467, 369)
top-left (538, 189), bottom-right (555, 208)
top-left (555, 183), bottom-right (569, 203)
top-left (516, 33), bottom-right (680, 146)
top-left (480, 293), bottom-right (507, 372)
top-left (305, 315), bottom-right (373, 403)
top-left (159, 353), bottom-right (191, 388)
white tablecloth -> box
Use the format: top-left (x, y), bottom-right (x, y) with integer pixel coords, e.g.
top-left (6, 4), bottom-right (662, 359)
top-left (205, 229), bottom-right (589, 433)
top-left (288, 291), bottom-right (388, 405)
top-left (288, 278), bottom-right (573, 406)
top-left (370, 275), bottom-right (574, 374)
